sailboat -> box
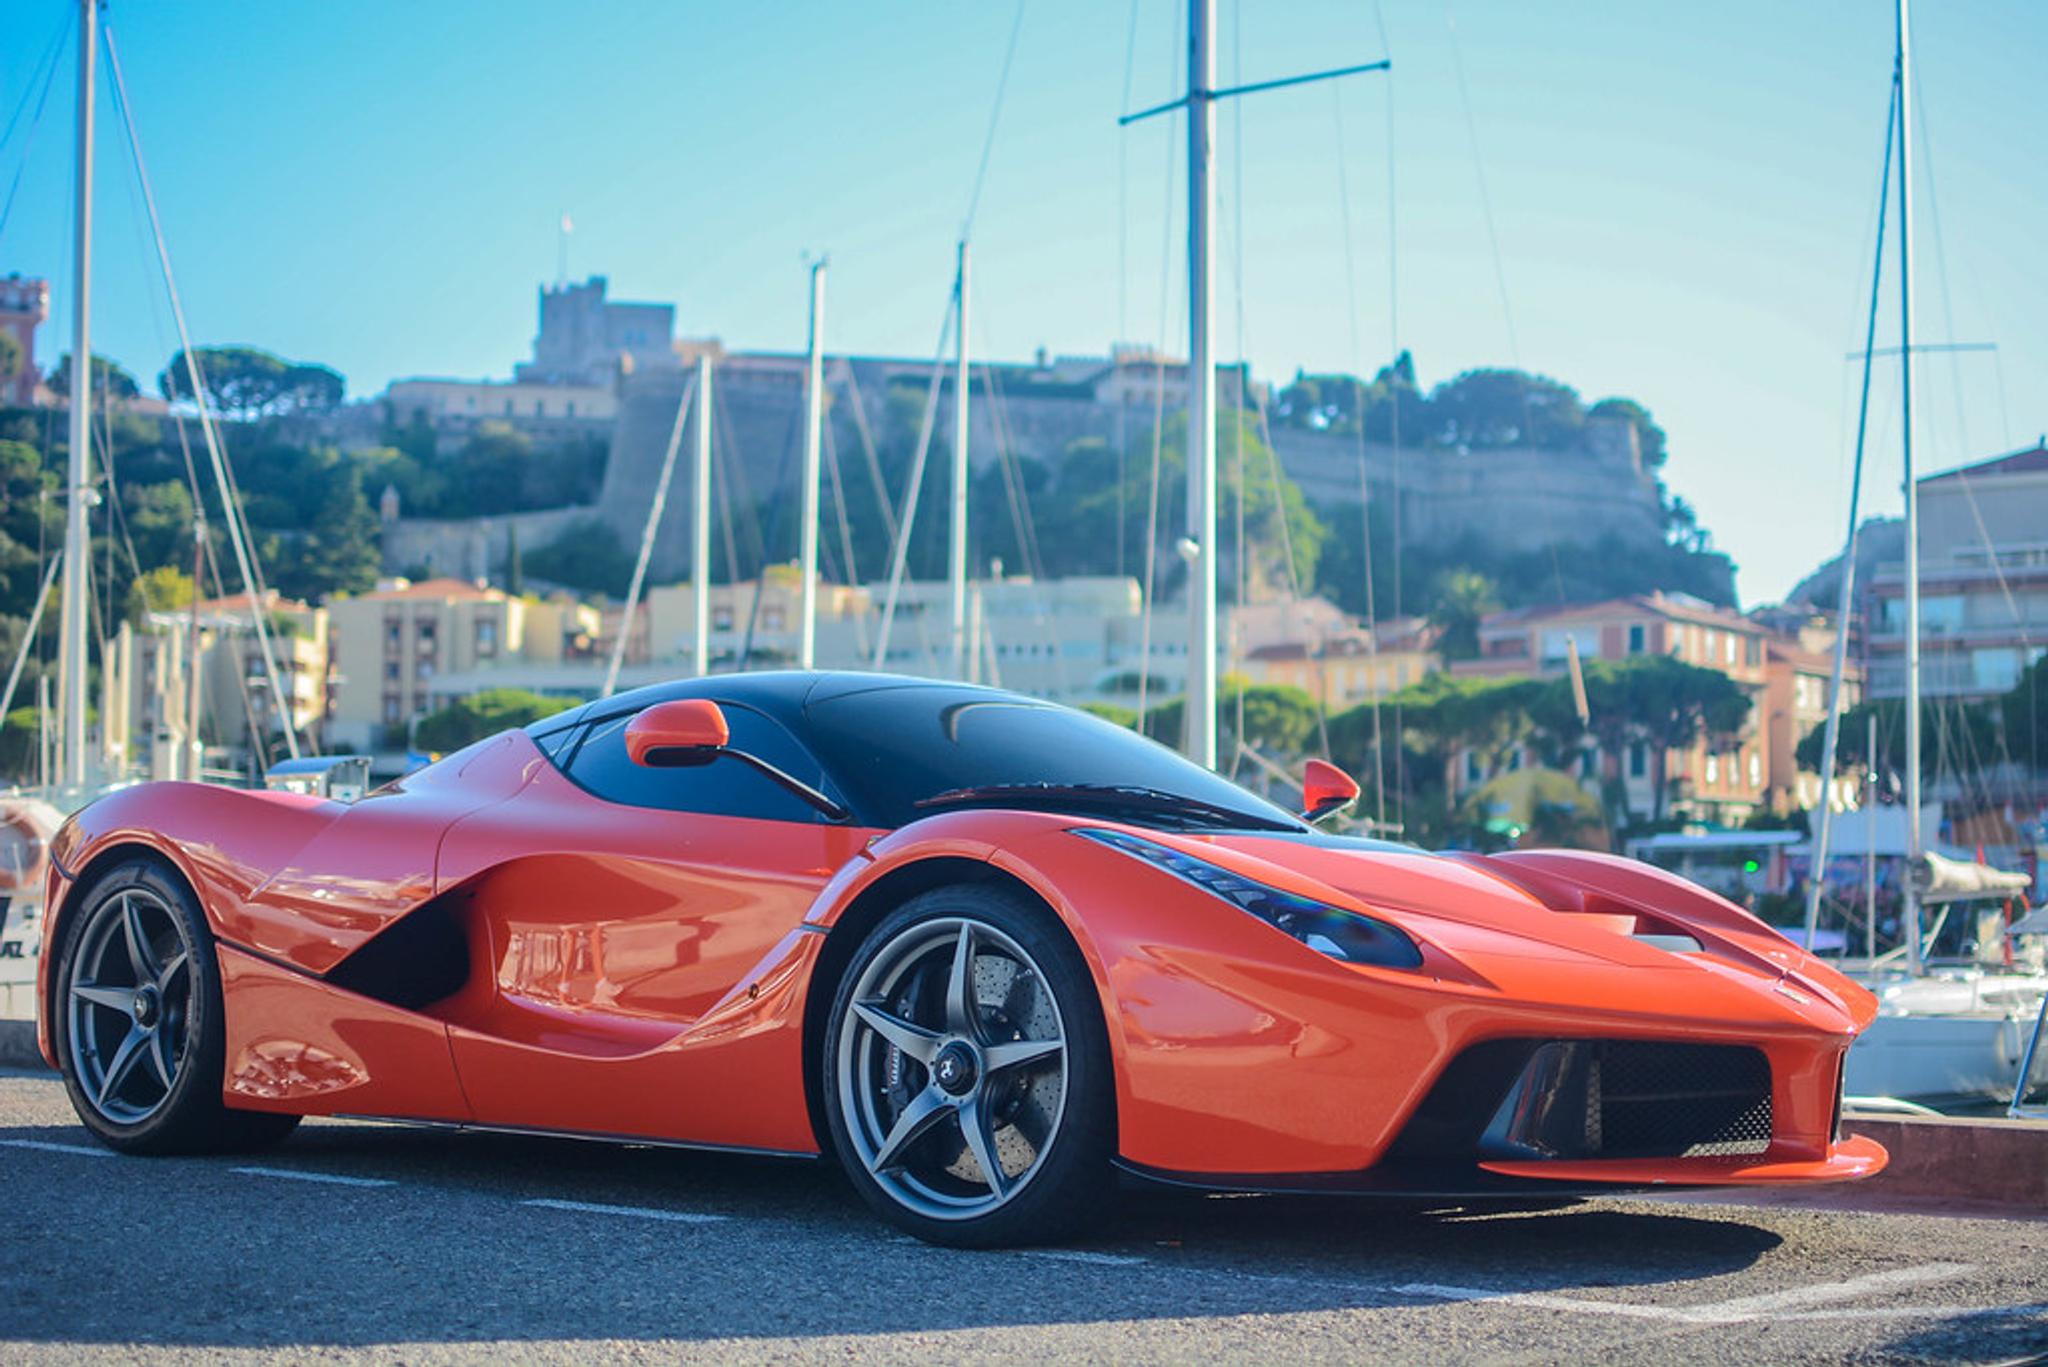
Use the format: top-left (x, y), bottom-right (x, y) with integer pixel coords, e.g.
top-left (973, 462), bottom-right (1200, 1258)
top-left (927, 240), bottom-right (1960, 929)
top-left (0, 0), bottom-right (305, 1032)
top-left (1802, 0), bottom-right (2048, 1110)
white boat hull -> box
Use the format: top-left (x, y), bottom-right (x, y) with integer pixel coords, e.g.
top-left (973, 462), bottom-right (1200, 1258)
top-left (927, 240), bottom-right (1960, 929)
top-left (1844, 1010), bottom-right (2030, 1106)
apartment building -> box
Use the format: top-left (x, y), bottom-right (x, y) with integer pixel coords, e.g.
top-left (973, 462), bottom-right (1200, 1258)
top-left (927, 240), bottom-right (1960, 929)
top-left (326, 578), bottom-right (588, 749)
top-left (1450, 592), bottom-right (1775, 824)
top-left (1866, 440), bottom-right (2048, 701)
top-left (126, 590), bottom-right (330, 773)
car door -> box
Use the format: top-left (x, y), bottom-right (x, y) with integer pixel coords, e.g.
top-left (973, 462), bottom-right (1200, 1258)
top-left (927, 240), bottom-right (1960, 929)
top-left (430, 700), bottom-right (873, 1140)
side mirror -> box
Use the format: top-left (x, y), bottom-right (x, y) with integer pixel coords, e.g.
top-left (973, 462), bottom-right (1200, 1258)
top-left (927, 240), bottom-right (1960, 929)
top-left (1300, 758), bottom-right (1360, 824)
top-left (626, 699), bottom-right (729, 767)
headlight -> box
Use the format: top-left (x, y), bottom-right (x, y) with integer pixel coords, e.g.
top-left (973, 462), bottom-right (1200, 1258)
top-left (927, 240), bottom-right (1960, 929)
top-left (1074, 827), bottom-right (1423, 969)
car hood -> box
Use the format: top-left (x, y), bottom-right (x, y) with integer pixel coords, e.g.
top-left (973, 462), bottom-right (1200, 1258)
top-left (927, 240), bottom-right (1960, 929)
top-left (1134, 826), bottom-right (1876, 1033)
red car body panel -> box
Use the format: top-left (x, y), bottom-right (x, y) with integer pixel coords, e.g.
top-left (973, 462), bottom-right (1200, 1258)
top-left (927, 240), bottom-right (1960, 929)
top-left (39, 684), bottom-right (1885, 1193)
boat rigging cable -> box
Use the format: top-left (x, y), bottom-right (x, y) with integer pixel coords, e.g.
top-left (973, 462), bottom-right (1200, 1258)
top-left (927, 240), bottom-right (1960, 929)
top-left (101, 20), bottom-right (303, 759)
top-left (0, 10), bottom-right (67, 244)
top-left (1329, 67), bottom-right (1381, 820)
top-left (1907, 71), bottom-right (2032, 795)
top-left (873, 4), bottom-right (1024, 669)
top-left (601, 369), bottom-right (699, 698)
top-left (1804, 74), bottom-right (1900, 950)
top-left (1372, 0), bottom-right (1407, 833)
top-left (1131, 0), bottom-right (1186, 727)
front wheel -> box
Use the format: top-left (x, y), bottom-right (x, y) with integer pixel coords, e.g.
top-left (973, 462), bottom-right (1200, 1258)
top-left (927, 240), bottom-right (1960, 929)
top-left (822, 885), bottom-right (1115, 1247)
top-left (54, 857), bottom-right (299, 1155)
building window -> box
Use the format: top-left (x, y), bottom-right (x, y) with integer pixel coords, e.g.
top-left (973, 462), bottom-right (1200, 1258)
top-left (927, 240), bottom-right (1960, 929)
top-left (384, 661), bottom-right (400, 682)
top-left (763, 607), bottom-right (786, 631)
top-left (1723, 633), bottom-right (1736, 665)
top-left (475, 618), bottom-right (499, 657)
top-left (1748, 751), bottom-right (1762, 787)
top-left (382, 695), bottom-right (401, 724)
top-left (1705, 753), bottom-right (1720, 785)
top-left (1629, 742), bottom-right (1647, 779)
top-left (384, 615), bottom-right (402, 652)
top-left (1744, 637), bottom-right (1761, 667)
top-left (712, 606), bottom-right (734, 631)
top-left (1627, 623), bottom-right (1645, 654)
top-left (565, 401), bottom-right (575, 417)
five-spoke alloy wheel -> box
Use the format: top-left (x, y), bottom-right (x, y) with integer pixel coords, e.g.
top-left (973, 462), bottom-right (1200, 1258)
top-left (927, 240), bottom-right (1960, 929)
top-left (65, 885), bottom-right (194, 1125)
top-left (54, 857), bottom-right (299, 1154)
top-left (824, 885), bottom-right (1113, 1246)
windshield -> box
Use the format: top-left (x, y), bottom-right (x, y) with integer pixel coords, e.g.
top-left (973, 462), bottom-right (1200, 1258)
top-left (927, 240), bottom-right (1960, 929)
top-left (805, 685), bottom-right (1306, 832)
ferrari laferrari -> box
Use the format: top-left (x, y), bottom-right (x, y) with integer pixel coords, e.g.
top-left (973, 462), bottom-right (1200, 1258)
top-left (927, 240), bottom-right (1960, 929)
top-left (38, 672), bottom-right (1884, 1245)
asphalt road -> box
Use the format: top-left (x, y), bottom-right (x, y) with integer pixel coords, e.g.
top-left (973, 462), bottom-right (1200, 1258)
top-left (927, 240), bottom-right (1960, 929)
top-left (2, 1070), bottom-right (2044, 1364)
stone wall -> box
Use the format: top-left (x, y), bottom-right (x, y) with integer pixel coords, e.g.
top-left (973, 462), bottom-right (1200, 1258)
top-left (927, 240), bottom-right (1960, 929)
top-left (385, 356), bottom-right (1673, 584)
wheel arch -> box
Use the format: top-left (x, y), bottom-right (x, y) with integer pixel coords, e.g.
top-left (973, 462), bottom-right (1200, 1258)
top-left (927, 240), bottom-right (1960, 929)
top-left (39, 840), bottom-right (204, 1070)
top-left (797, 853), bottom-right (1119, 1156)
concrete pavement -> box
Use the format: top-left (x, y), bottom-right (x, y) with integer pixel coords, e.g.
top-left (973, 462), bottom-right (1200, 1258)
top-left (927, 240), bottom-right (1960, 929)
top-left (2, 1070), bottom-right (2043, 1364)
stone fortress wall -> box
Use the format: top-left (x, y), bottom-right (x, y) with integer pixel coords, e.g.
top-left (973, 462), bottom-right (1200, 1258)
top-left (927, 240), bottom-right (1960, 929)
top-left (385, 356), bottom-right (1669, 586)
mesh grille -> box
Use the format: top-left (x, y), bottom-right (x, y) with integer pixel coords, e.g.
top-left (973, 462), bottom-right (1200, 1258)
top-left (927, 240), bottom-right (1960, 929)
top-left (1591, 1042), bottom-right (1772, 1159)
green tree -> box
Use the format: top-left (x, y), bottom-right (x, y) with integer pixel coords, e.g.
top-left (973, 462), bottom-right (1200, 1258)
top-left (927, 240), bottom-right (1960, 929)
top-left (0, 332), bottom-right (19, 389)
top-left (135, 564), bottom-right (196, 613)
top-left (1427, 570), bottom-right (1500, 661)
top-left (414, 688), bottom-right (573, 754)
top-left (1429, 368), bottom-right (1586, 450)
top-left (1579, 654), bottom-right (1751, 821)
top-left (1142, 678), bottom-right (1321, 759)
top-left (44, 352), bottom-right (140, 402)
top-left (527, 519), bottom-right (636, 597)
top-left (1802, 696), bottom-right (1999, 782)
top-left (159, 346), bottom-right (343, 419)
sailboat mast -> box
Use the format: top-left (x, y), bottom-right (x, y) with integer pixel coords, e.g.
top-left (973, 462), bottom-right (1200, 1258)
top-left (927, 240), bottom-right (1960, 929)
top-left (798, 260), bottom-right (826, 670)
top-left (60, 0), bottom-right (97, 789)
top-left (1184, 0), bottom-right (1219, 769)
top-left (692, 354), bottom-right (712, 677)
top-left (1896, 0), bottom-right (1924, 976)
top-left (949, 241), bottom-right (971, 680)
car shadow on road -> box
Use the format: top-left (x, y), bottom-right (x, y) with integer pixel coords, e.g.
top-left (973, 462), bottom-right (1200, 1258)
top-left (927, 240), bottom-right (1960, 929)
top-left (3, 1116), bottom-right (1788, 1351)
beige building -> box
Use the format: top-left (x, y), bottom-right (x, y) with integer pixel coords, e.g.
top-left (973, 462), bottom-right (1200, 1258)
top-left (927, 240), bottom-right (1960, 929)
top-left (125, 591), bottom-right (330, 776)
top-left (325, 578), bottom-right (591, 750)
top-left (382, 377), bottom-right (617, 428)
top-left (1451, 593), bottom-right (1775, 824)
top-left (1237, 610), bottom-right (1437, 710)
top-left (1760, 616), bottom-right (1862, 815)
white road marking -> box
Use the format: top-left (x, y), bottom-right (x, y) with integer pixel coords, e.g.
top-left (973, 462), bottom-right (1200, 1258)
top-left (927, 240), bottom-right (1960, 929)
top-left (1027, 1250), bottom-right (1149, 1266)
top-left (1772, 1301), bottom-right (2048, 1323)
top-left (0, 1138), bottom-right (111, 1158)
top-left (1692, 1262), bottom-right (1975, 1319)
top-left (1395, 1263), bottom-right (1981, 1326)
top-left (230, 1165), bottom-right (395, 1188)
top-left (1396, 1282), bottom-right (1702, 1323)
top-left (522, 1197), bottom-right (726, 1224)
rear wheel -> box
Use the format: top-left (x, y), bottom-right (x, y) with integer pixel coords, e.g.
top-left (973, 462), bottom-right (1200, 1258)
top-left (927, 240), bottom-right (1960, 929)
top-left (823, 885), bottom-right (1114, 1247)
top-left (55, 858), bottom-right (299, 1154)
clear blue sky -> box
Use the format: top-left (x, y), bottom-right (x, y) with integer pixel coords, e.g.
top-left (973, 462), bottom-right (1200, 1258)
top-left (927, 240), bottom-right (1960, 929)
top-left (2, 1), bottom-right (2040, 606)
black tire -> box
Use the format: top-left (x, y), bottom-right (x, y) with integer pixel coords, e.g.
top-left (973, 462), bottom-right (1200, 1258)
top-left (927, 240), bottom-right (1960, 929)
top-left (53, 857), bottom-right (300, 1155)
top-left (821, 883), bottom-right (1116, 1247)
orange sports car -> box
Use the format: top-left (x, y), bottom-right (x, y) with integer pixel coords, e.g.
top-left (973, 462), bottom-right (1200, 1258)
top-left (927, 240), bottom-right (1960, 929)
top-left (38, 672), bottom-right (1883, 1246)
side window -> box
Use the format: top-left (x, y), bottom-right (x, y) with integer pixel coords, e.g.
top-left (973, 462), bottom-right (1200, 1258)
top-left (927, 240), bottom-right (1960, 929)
top-left (531, 725), bottom-right (581, 763)
top-left (561, 703), bottom-right (831, 823)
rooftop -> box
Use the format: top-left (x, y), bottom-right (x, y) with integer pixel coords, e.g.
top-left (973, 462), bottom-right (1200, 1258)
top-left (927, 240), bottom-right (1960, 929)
top-left (1922, 440), bottom-right (2048, 486)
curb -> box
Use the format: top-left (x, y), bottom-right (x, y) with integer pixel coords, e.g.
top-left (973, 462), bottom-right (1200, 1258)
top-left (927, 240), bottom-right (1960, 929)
top-left (1844, 1115), bottom-right (2048, 1209)
top-left (0, 1019), bottom-right (47, 1071)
